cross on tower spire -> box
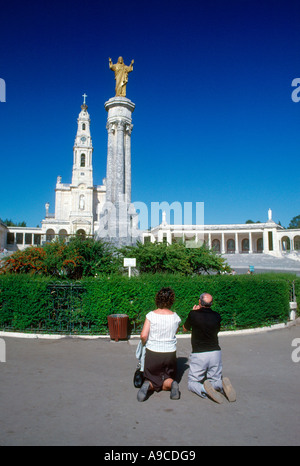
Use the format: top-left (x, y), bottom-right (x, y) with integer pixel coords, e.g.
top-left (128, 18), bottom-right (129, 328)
top-left (82, 93), bottom-right (88, 104)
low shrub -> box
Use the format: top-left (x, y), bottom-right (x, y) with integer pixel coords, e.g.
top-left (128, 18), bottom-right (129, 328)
top-left (0, 238), bottom-right (230, 278)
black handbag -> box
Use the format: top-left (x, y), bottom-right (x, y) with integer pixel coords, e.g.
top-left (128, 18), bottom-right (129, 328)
top-left (133, 363), bottom-right (144, 388)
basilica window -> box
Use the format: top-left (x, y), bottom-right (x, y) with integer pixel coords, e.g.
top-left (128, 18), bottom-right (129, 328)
top-left (82, 123), bottom-right (86, 130)
top-left (294, 236), bottom-right (300, 250)
top-left (16, 233), bottom-right (23, 244)
top-left (268, 231), bottom-right (274, 251)
top-left (242, 238), bottom-right (249, 252)
top-left (46, 229), bottom-right (55, 242)
top-left (7, 232), bottom-right (14, 244)
top-left (227, 239), bottom-right (235, 253)
top-left (281, 236), bottom-right (290, 251)
top-left (76, 229), bottom-right (86, 238)
top-left (58, 229), bottom-right (68, 239)
top-left (34, 234), bottom-right (41, 246)
top-left (25, 233), bottom-right (32, 245)
top-left (212, 239), bottom-right (220, 252)
top-left (80, 153), bottom-right (86, 167)
top-left (257, 238), bottom-right (263, 252)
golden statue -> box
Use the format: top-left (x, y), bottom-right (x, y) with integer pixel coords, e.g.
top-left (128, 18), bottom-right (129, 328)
top-left (109, 56), bottom-right (134, 97)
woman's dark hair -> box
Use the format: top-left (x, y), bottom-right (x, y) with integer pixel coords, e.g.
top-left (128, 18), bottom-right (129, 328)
top-left (155, 287), bottom-right (175, 309)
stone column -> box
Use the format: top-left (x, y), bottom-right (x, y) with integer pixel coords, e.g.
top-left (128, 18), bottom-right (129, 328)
top-left (104, 97), bottom-right (135, 207)
top-left (263, 229), bottom-right (269, 254)
top-left (249, 231), bottom-right (253, 253)
top-left (221, 233), bottom-right (225, 254)
top-left (106, 122), bottom-right (115, 203)
top-left (235, 232), bottom-right (239, 253)
top-left (101, 96), bottom-right (140, 246)
top-left (166, 230), bottom-right (172, 244)
top-left (208, 233), bottom-right (212, 249)
top-left (116, 120), bottom-right (125, 204)
top-left (272, 229), bottom-right (280, 255)
top-left (125, 124), bottom-right (133, 204)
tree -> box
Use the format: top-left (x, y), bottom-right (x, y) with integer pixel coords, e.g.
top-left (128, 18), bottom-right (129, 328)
top-left (288, 215), bottom-right (300, 229)
top-left (119, 241), bottom-right (182, 274)
top-left (119, 241), bottom-right (230, 275)
top-left (186, 244), bottom-right (231, 274)
top-left (0, 218), bottom-right (27, 227)
top-left (63, 236), bottom-right (119, 277)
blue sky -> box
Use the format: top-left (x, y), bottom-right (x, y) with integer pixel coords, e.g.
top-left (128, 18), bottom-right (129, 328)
top-left (0, 0), bottom-right (299, 228)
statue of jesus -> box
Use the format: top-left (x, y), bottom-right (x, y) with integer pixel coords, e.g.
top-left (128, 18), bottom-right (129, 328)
top-left (109, 56), bottom-right (134, 97)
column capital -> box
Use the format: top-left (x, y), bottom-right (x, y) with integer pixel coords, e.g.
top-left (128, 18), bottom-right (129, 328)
top-left (106, 122), bottom-right (116, 134)
top-left (116, 119), bottom-right (126, 131)
top-left (125, 123), bottom-right (133, 134)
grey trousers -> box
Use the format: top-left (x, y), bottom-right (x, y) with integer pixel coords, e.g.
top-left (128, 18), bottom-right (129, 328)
top-left (188, 350), bottom-right (223, 398)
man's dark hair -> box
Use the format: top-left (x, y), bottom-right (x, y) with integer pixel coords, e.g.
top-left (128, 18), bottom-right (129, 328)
top-left (155, 287), bottom-right (175, 309)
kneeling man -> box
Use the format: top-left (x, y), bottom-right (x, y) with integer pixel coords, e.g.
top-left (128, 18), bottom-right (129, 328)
top-left (183, 293), bottom-right (236, 403)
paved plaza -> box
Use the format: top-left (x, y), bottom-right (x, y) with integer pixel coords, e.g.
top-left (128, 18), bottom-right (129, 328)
top-left (0, 322), bottom-right (299, 447)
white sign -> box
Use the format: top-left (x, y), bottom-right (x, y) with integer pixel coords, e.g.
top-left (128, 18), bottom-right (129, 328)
top-left (123, 258), bottom-right (136, 277)
top-left (123, 258), bottom-right (136, 267)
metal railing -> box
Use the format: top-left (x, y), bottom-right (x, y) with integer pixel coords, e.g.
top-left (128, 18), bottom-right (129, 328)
top-left (47, 282), bottom-right (90, 333)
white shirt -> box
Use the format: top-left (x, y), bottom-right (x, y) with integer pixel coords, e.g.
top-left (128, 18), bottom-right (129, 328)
top-left (145, 311), bottom-right (181, 353)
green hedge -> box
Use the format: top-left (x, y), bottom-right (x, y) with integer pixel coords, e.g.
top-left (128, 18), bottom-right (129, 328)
top-left (294, 279), bottom-right (300, 304)
top-left (0, 273), bottom-right (296, 334)
top-left (0, 275), bottom-right (53, 331)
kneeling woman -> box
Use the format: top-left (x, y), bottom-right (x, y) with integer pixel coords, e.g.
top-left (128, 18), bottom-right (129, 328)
top-left (137, 287), bottom-right (181, 402)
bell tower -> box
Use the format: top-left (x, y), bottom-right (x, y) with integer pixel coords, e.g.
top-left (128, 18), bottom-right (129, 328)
top-left (68, 94), bottom-right (95, 235)
top-left (72, 93), bottom-right (93, 187)
top-left (42, 93), bottom-right (107, 239)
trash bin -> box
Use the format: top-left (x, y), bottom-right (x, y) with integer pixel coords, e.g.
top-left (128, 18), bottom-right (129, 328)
top-left (107, 314), bottom-right (129, 342)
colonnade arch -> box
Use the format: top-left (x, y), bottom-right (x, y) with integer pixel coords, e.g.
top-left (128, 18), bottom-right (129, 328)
top-left (280, 234), bottom-right (300, 251)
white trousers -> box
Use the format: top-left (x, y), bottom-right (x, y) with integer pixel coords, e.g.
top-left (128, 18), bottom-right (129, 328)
top-left (188, 350), bottom-right (223, 398)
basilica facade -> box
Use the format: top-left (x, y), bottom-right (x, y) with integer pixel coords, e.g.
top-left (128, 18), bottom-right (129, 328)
top-left (41, 98), bottom-right (106, 240)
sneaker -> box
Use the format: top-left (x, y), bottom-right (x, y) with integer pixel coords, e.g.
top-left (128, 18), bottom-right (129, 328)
top-left (203, 380), bottom-right (223, 404)
top-left (170, 381), bottom-right (180, 400)
top-left (137, 381), bottom-right (150, 402)
top-left (222, 377), bottom-right (236, 402)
